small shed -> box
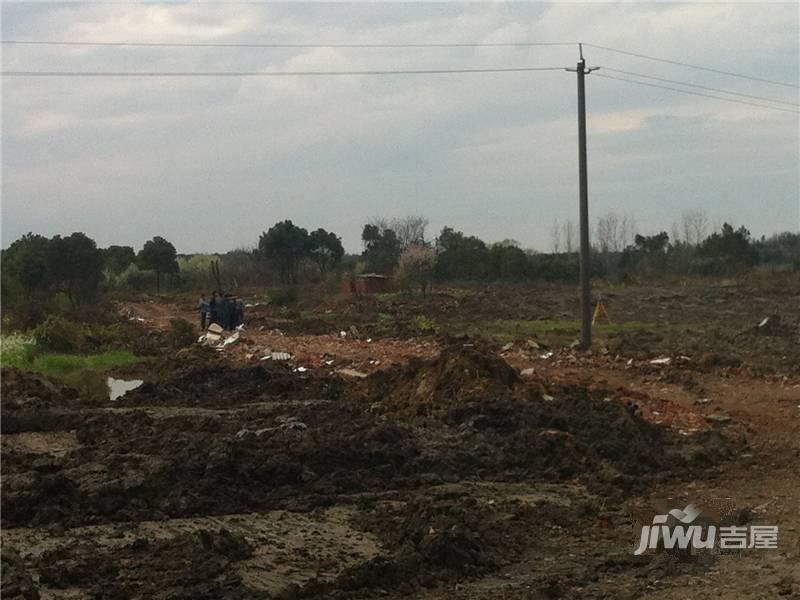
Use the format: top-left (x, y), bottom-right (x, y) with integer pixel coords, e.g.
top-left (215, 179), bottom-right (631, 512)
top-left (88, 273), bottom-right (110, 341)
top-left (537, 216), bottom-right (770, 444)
top-left (341, 273), bottom-right (393, 295)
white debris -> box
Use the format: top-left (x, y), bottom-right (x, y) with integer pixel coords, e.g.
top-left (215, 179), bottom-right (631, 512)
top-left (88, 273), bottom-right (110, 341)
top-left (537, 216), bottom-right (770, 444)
top-left (207, 323), bottom-right (224, 335)
top-left (219, 331), bottom-right (239, 348)
top-left (539, 351), bottom-right (554, 360)
top-left (520, 367), bottom-right (536, 378)
top-left (340, 331), bottom-right (347, 338)
top-left (501, 342), bottom-right (514, 352)
top-left (294, 366), bottom-right (308, 373)
top-left (336, 368), bottom-right (368, 379)
top-left (542, 394), bottom-right (555, 402)
top-left (650, 357), bottom-right (671, 365)
top-left (271, 351), bottom-right (292, 361)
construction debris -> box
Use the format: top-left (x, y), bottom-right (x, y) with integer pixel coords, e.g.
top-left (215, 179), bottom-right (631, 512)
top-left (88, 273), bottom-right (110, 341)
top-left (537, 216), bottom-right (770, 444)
top-left (336, 368), bottom-right (369, 379)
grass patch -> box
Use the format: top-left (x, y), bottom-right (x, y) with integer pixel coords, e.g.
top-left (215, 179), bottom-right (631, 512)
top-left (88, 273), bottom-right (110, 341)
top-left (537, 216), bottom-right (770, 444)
top-left (0, 334), bottom-right (37, 369)
top-left (463, 319), bottom-right (670, 345)
top-left (27, 350), bottom-right (145, 378)
top-left (301, 311), bottom-right (340, 323)
top-left (374, 292), bottom-right (403, 302)
top-left (376, 312), bottom-right (395, 323)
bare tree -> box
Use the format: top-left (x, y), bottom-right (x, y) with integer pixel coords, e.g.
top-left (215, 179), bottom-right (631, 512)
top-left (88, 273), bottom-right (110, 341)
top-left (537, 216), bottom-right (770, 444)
top-left (563, 219), bottom-right (576, 254)
top-left (596, 211), bottom-right (623, 253)
top-left (674, 210), bottom-right (710, 246)
top-left (620, 213), bottom-right (637, 249)
top-left (370, 215), bottom-right (429, 250)
top-left (685, 210), bottom-right (709, 246)
top-left (551, 219), bottom-right (561, 253)
top-left (596, 211), bottom-right (636, 253)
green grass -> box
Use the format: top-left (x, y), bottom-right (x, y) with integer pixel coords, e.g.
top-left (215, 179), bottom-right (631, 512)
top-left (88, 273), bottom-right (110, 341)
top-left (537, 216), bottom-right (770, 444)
top-left (0, 334), bottom-right (37, 369)
top-left (2, 333), bottom-right (146, 378)
top-left (463, 319), bottom-right (669, 345)
top-left (27, 350), bottom-right (145, 378)
top-left (301, 311), bottom-right (340, 323)
top-left (374, 292), bottom-right (403, 302)
top-left (376, 312), bottom-right (395, 323)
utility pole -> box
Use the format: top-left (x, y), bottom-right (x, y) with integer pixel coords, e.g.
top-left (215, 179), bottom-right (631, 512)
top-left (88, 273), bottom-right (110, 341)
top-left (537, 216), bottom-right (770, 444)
top-left (568, 45), bottom-right (598, 348)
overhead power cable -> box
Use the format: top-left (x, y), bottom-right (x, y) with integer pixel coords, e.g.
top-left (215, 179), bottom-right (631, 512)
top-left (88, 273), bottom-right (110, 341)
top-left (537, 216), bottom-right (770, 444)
top-left (584, 43), bottom-right (800, 89)
top-left (1, 39), bottom-right (577, 49)
top-left (0, 66), bottom-right (567, 77)
top-left (598, 67), bottom-right (799, 107)
top-left (594, 72), bottom-right (800, 114)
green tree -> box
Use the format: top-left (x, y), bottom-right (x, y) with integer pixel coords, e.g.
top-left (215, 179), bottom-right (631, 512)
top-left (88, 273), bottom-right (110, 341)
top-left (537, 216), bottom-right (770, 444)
top-left (697, 223), bottom-right (756, 274)
top-left (48, 232), bottom-right (104, 306)
top-left (102, 245), bottom-right (136, 275)
top-left (434, 227), bottom-right (489, 280)
top-left (259, 220), bottom-right (310, 284)
top-left (308, 228), bottom-right (344, 279)
top-left (137, 236), bottom-right (179, 293)
top-left (488, 242), bottom-right (529, 280)
top-left (361, 224), bottom-right (401, 274)
top-left (3, 233), bottom-right (50, 299)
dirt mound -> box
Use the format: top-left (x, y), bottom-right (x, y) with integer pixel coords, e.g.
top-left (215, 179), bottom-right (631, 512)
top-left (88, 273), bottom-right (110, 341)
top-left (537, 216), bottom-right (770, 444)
top-left (2, 546), bottom-right (40, 600)
top-left (1, 369), bottom-right (80, 411)
top-left (367, 343), bottom-right (520, 419)
top-left (119, 353), bottom-right (343, 408)
top-left (30, 528), bottom-right (256, 599)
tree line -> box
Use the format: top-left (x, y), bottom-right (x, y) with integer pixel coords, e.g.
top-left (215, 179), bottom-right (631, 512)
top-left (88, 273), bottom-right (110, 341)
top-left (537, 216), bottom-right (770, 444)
top-left (3, 213), bottom-right (798, 308)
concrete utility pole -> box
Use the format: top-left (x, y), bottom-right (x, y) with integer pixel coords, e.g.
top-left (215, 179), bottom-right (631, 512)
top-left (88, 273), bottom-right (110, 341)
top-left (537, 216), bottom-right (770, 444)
top-left (568, 45), bottom-right (598, 348)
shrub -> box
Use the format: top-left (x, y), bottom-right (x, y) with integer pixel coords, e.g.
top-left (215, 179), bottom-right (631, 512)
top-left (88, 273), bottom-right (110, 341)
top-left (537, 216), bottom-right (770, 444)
top-left (33, 316), bottom-right (85, 353)
top-left (168, 318), bottom-right (197, 349)
top-left (270, 287), bottom-right (298, 307)
top-left (412, 314), bottom-right (439, 333)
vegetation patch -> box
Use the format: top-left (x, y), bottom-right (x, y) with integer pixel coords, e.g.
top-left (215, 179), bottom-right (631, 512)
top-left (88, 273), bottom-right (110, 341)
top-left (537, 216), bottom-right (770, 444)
top-left (26, 350), bottom-right (145, 379)
top-left (466, 319), bottom-right (671, 345)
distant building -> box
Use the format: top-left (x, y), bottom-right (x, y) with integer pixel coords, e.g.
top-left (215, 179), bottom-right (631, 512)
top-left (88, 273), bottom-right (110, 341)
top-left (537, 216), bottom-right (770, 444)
top-left (341, 273), bottom-right (393, 295)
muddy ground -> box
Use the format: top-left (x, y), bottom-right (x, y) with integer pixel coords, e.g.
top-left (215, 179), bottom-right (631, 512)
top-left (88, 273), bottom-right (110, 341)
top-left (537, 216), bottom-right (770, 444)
top-left (3, 280), bottom-right (799, 599)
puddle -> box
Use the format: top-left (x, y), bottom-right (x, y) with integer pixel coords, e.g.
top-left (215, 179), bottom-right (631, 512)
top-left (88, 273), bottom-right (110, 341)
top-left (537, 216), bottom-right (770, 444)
top-left (108, 377), bottom-right (143, 401)
top-left (55, 370), bottom-right (145, 402)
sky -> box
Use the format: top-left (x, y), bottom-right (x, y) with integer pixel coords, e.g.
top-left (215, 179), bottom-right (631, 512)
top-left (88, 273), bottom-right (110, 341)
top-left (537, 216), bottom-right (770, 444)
top-left (2, 2), bottom-right (798, 254)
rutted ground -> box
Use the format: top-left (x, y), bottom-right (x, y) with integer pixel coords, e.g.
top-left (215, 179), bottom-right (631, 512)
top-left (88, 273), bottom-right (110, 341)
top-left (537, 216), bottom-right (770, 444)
top-left (2, 281), bottom-right (799, 599)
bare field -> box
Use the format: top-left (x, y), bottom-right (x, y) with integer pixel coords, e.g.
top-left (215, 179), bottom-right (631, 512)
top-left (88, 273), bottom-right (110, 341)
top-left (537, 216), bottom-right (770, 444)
top-left (3, 280), bottom-right (799, 599)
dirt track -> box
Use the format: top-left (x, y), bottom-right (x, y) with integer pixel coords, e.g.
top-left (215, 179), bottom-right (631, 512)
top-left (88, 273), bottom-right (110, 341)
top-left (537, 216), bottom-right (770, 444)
top-left (3, 282), bottom-right (799, 598)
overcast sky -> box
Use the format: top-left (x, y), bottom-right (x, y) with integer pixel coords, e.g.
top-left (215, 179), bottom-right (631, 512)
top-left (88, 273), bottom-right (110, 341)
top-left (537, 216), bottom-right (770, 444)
top-left (2, 2), bottom-right (798, 254)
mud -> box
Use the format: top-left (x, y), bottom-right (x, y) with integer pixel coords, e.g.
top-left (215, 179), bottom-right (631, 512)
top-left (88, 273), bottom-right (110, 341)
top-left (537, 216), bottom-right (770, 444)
top-left (1, 337), bottom-right (747, 598)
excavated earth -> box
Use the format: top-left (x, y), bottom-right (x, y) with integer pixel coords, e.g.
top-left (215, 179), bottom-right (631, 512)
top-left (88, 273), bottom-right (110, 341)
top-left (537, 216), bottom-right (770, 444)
top-left (1, 341), bottom-right (750, 599)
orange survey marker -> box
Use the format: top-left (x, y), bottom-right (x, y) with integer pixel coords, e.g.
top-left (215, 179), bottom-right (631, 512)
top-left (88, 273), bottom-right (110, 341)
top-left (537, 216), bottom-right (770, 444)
top-left (592, 298), bottom-right (612, 326)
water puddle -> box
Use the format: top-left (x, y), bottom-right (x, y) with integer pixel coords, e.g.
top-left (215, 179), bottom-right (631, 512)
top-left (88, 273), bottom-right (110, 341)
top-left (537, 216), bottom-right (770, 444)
top-left (107, 377), bottom-right (143, 401)
top-left (48, 370), bottom-right (145, 402)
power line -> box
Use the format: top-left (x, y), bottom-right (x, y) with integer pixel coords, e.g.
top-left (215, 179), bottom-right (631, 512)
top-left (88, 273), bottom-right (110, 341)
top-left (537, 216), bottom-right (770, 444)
top-left (584, 43), bottom-right (800, 89)
top-left (0, 66), bottom-right (567, 77)
top-left (1, 39), bottom-right (577, 49)
top-left (593, 72), bottom-right (800, 114)
top-left (598, 67), bottom-right (799, 108)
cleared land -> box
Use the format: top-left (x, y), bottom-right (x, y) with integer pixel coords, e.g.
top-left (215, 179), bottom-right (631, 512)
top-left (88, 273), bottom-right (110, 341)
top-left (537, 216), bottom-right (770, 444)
top-left (2, 279), bottom-right (799, 599)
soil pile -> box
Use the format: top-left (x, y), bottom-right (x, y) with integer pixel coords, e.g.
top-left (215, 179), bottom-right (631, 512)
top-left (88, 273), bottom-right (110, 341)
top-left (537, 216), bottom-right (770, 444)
top-left (12, 528), bottom-right (256, 600)
top-left (368, 342), bottom-right (520, 419)
top-left (119, 350), bottom-right (342, 408)
top-left (0, 369), bottom-right (79, 411)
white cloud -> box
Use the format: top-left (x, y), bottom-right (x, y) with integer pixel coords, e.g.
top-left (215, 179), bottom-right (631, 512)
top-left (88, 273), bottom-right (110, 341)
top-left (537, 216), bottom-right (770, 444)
top-left (1, 2), bottom-right (797, 252)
